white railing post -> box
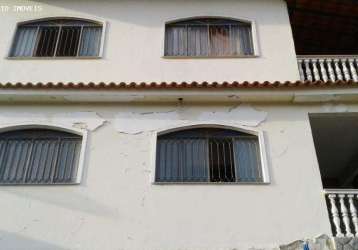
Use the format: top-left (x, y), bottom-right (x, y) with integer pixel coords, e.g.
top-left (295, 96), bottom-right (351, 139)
top-left (348, 195), bottom-right (358, 236)
top-left (327, 59), bottom-right (336, 81)
top-left (334, 59), bottom-right (343, 80)
top-left (328, 194), bottom-right (344, 237)
top-left (349, 59), bottom-right (358, 82)
top-left (304, 59), bottom-right (313, 81)
top-left (319, 59), bottom-right (328, 82)
top-left (341, 59), bottom-right (351, 81)
top-left (311, 59), bottom-right (320, 81)
top-left (339, 194), bottom-right (354, 237)
top-left (298, 59), bottom-right (305, 80)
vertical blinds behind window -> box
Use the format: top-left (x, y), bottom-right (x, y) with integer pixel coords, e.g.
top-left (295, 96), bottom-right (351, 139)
top-left (79, 27), bottom-right (102, 56)
top-left (156, 139), bottom-right (209, 182)
top-left (11, 26), bottom-right (38, 57)
top-left (234, 138), bottom-right (263, 182)
top-left (155, 128), bottom-right (263, 183)
top-left (165, 18), bottom-right (254, 57)
top-left (0, 129), bottom-right (82, 184)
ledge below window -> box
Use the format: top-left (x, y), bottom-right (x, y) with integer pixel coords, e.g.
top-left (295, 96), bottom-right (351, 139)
top-left (0, 182), bottom-right (81, 186)
top-left (153, 181), bottom-right (270, 185)
top-left (162, 55), bottom-right (259, 59)
top-left (6, 56), bottom-right (102, 60)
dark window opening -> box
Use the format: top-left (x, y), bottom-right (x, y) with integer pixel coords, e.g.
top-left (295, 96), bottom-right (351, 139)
top-left (56, 26), bottom-right (81, 57)
top-left (35, 27), bottom-right (59, 57)
top-left (310, 113), bottom-right (358, 189)
top-left (155, 128), bottom-right (263, 183)
top-left (209, 138), bottom-right (235, 182)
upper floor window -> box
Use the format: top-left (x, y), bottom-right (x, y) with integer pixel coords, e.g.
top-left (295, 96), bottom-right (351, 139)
top-left (9, 18), bottom-right (103, 58)
top-left (164, 18), bottom-right (254, 57)
top-left (155, 128), bottom-right (264, 183)
top-left (0, 128), bottom-right (83, 184)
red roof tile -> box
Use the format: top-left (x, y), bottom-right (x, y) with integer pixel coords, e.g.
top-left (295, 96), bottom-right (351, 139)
top-left (0, 81), bottom-right (356, 89)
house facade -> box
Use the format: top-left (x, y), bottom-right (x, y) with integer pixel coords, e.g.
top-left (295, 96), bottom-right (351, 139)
top-left (0, 0), bottom-right (357, 249)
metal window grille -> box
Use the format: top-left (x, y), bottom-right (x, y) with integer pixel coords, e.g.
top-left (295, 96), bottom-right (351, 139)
top-left (0, 129), bottom-right (82, 184)
top-left (165, 18), bottom-right (254, 57)
top-left (10, 19), bottom-right (102, 58)
top-left (155, 128), bottom-right (263, 183)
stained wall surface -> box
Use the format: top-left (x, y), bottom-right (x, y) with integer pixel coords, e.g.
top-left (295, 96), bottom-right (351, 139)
top-left (0, 102), bottom-right (343, 250)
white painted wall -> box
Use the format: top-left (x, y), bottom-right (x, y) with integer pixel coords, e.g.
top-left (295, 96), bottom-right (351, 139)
top-left (0, 1), bottom-right (331, 249)
top-left (0, 102), bottom-right (345, 250)
top-left (0, 0), bottom-right (300, 83)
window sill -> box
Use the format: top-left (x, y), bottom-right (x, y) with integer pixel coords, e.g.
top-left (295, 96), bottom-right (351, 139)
top-left (6, 56), bottom-right (102, 60)
top-left (0, 182), bottom-right (80, 186)
top-left (153, 181), bottom-right (270, 185)
top-left (162, 55), bottom-right (259, 59)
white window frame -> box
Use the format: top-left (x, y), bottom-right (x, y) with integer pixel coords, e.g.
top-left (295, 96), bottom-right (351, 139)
top-left (6, 16), bottom-right (107, 60)
top-left (161, 16), bottom-right (261, 59)
top-left (0, 122), bottom-right (88, 185)
top-left (150, 124), bottom-right (270, 184)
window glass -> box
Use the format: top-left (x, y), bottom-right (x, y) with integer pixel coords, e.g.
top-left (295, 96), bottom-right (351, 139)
top-left (10, 19), bottom-right (103, 58)
top-left (165, 18), bottom-right (254, 57)
top-left (0, 129), bottom-right (82, 184)
top-left (155, 128), bottom-right (263, 183)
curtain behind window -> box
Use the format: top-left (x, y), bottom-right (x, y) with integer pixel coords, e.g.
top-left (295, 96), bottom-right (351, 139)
top-left (165, 19), bottom-right (254, 57)
top-left (187, 26), bottom-right (208, 56)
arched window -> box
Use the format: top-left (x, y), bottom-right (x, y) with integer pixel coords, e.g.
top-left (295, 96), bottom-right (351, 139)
top-left (10, 18), bottom-right (103, 58)
top-left (0, 128), bottom-right (83, 184)
top-left (155, 128), bottom-right (263, 183)
top-left (164, 17), bottom-right (254, 57)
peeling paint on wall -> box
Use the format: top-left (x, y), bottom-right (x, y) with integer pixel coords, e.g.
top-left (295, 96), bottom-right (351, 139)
top-left (0, 112), bottom-right (106, 131)
top-left (114, 105), bottom-right (268, 134)
top-left (280, 235), bottom-right (333, 250)
top-left (53, 112), bottom-right (106, 131)
top-left (114, 109), bottom-right (182, 134)
top-left (321, 104), bottom-right (349, 113)
top-left (197, 105), bottom-right (267, 127)
top-left (63, 94), bottom-right (146, 102)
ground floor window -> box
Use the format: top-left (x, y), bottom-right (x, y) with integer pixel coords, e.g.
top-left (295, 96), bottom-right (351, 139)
top-left (0, 128), bottom-right (83, 184)
top-left (155, 127), bottom-right (263, 183)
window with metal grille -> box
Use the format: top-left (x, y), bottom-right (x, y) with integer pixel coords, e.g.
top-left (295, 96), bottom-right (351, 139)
top-left (164, 18), bottom-right (254, 57)
top-left (0, 129), bottom-right (82, 184)
top-left (155, 128), bottom-right (263, 183)
top-left (10, 19), bottom-right (103, 58)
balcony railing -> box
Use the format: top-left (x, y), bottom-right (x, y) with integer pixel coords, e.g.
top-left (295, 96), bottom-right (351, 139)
top-left (325, 190), bottom-right (358, 237)
top-left (297, 56), bottom-right (358, 82)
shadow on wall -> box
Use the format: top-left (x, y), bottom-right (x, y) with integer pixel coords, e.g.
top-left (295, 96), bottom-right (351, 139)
top-left (1, 188), bottom-right (118, 218)
top-left (0, 230), bottom-right (67, 250)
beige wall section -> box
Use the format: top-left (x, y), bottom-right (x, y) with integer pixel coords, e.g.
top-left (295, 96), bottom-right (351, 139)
top-left (0, 102), bottom-right (338, 250)
top-left (0, 0), bottom-right (300, 83)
